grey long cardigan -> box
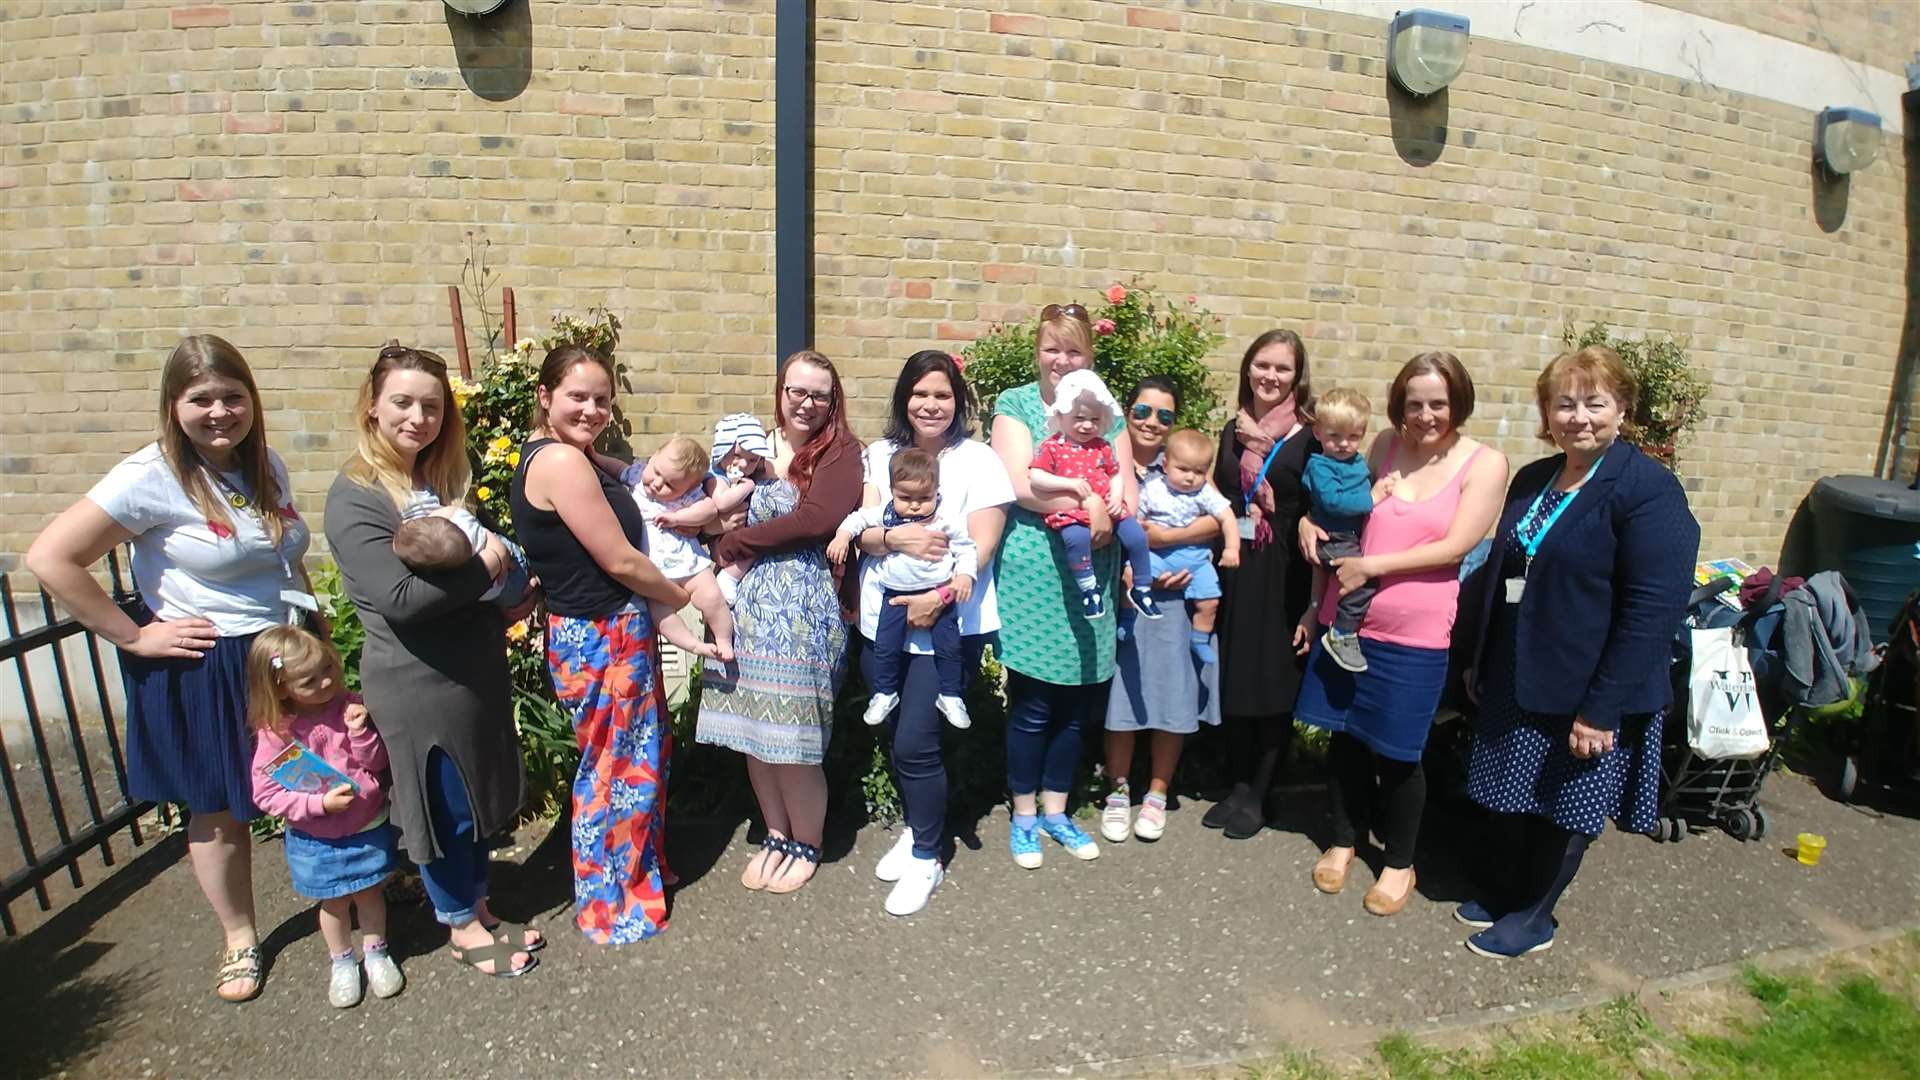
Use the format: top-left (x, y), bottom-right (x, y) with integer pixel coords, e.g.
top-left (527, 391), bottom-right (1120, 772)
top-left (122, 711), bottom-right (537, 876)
top-left (324, 471), bottom-right (526, 863)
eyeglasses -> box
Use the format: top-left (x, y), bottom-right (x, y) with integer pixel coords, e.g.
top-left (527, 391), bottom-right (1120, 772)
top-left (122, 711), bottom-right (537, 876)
top-left (782, 385), bottom-right (833, 407)
top-left (1130, 403), bottom-right (1176, 426)
top-left (1040, 303), bottom-right (1089, 323)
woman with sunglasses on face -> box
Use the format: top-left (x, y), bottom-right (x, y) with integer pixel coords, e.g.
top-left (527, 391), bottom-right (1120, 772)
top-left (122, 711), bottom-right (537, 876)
top-left (989, 303), bottom-right (1135, 868)
top-left (1099, 376), bottom-right (1225, 844)
top-left (850, 350), bottom-right (1011, 915)
top-left (697, 350), bottom-right (863, 896)
top-left (325, 343), bottom-right (542, 979)
top-left (1201, 330), bottom-right (1321, 841)
top-left (29, 335), bottom-right (310, 1003)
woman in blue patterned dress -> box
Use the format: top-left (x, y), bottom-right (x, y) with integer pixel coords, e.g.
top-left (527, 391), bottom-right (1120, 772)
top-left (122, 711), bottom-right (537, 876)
top-left (697, 350), bottom-right (862, 895)
top-left (1458, 346), bottom-right (1697, 958)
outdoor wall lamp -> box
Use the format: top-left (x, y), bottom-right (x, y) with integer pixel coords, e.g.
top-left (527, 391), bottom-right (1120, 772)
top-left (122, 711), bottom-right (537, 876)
top-left (444, 0), bottom-right (510, 14)
top-left (1814, 107), bottom-right (1883, 175)
top-left (1387, 9), bottom-right (1471, 97)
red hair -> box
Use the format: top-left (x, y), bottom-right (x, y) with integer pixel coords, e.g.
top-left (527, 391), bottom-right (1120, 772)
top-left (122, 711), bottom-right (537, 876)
top-left (774, 350), bottom-right (854, 494)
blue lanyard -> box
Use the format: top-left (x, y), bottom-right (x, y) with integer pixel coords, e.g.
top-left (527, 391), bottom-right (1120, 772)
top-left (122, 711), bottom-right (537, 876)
top-left (1244, 429), bottom-right (1293, 514)
top-left (1516, 455), bottom-right (1602, 564)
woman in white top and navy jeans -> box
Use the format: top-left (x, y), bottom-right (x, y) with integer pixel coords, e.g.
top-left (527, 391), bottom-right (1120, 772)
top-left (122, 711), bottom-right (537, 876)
top-left (853, 351), bottom-right (1012, 916)
top-left (29, 335), bottom-right (312, 1004)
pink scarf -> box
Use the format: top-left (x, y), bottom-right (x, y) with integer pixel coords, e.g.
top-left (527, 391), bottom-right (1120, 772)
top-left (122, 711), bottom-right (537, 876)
top-left (1236, 398), bottom-right (1297, 515)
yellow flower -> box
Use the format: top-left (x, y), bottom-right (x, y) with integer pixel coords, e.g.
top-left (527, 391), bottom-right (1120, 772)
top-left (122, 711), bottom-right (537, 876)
top-left (475, 485), bottom-right (493, 501)
top-left (491, 436), bottom-right (512, 451)
top-left (508, 450), bottom-right (521, 467)
top-left (506, 619), bottom-right (529, 642)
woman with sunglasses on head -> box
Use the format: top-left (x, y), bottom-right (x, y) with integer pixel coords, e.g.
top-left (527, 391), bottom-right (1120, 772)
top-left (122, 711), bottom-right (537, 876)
top-left (511, 344), bottom-right (690, 946)
top-left (989, 302), bottom-right (1135, 868)
top-left (697, 350), bottom-right (863, 896)
top-left (324, 343), bottom-right (542, 978)
top-left (1098, 376), bottom-right (1226, 845)
top-left (1201, 329), bottom-right (1321, 840)
top-left (848, 350), bottom-right (1011, 915)
top-left (29, 335), bottom-right (311, 1003)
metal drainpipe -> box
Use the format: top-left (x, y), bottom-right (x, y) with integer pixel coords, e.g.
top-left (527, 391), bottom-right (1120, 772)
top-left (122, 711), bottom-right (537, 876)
top-left (775, 0), bottom-right (813, 363)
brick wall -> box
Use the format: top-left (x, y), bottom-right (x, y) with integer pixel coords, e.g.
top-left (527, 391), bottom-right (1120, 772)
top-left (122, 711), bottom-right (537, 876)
top-left (1, 0), bottom-right (1911, 570)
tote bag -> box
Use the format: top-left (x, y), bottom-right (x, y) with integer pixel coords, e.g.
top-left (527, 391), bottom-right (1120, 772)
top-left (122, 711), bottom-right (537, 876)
top-left (1687, 626), bottom-right (1769, 759)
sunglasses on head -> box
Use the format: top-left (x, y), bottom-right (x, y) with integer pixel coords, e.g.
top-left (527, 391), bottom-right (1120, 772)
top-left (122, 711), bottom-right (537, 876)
top-left (1040, 303), bottom-right (1089, 323)
top-left (377, 343), bottom-right (446, 370)
top-left (1130, 403), bottom-right (1176, 426)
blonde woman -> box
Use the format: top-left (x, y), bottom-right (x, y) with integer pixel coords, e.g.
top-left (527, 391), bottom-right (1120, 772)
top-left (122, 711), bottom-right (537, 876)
top-left (28, 335), bottom-right (310, 1002)
top-left (323, 343), bottom-right (540, 978)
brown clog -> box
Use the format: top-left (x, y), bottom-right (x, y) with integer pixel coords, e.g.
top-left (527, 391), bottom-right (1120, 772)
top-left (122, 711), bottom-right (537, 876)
top-left (1363, 869), bottom-right (1417, 916)
top-left (1311, 849), bottom-right (1351, 894)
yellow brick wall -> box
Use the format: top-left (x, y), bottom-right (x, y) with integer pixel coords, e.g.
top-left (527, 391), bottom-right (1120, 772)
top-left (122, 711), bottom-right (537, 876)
top-left (1648, 0), bottom-right (1918, 81)
top-left (0, 0), bottom-right (1911, 572)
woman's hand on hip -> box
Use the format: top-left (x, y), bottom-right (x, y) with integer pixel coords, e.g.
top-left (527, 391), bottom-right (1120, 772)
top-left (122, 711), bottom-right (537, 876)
top-left (889, 589), bottom-right (946, 629)
top-left (126, 617), bottom-right (218, 660)
top-left (888, 523), bottom-right (949, 562)
top-left (1298, 515), bottom-right (1328, 564)
top-left (1568, 717), bottom-right (1614, 759)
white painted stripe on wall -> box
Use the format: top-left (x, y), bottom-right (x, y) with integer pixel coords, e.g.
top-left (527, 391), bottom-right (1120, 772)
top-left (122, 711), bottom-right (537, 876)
top-left (1284, 0), bottom-right (1908, 134)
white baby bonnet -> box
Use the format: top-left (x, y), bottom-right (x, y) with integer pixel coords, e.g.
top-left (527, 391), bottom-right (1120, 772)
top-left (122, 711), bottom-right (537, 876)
top-left (1045, 369), bottom-right (1121, 438)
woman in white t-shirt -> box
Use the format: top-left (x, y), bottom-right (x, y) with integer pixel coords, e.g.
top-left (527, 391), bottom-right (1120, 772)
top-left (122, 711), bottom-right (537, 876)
top-left (851, 351), bottom-right (1012, 916)
top-left (27, 335), bottom-right (312, 1003)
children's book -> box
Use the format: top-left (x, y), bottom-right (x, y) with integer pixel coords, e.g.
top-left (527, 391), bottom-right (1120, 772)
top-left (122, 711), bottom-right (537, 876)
top-left (1694, 557), bottom-right (1756, 610)
top-left (261, 739), bottom-right (360, 795)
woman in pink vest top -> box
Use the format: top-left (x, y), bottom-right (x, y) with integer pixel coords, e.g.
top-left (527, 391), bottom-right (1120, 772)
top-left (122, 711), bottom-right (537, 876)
top-left (1293, 353), bottom-right (1508, 917)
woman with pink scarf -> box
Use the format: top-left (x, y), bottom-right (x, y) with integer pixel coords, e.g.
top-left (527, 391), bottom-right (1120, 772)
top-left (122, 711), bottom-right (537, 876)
top-left (1200, 329), bottom-right (1319, 840)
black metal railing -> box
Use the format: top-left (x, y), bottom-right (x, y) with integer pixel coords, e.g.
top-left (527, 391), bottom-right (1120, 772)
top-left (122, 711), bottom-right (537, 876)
top-left (0, 552), bottom-right (168, 935)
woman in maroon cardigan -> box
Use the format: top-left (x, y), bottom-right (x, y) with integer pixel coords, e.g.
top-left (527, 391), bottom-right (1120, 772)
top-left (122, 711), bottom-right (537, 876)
top-left (696, 350), bottom-right (862, 895)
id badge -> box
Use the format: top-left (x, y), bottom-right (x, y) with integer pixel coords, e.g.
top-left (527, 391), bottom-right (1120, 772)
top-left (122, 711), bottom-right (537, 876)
top-left (1238, 517), bottom-right (1257, 541)
top-left (282, 588), bottom-right (320, 622)
top-left (1503, 577), bottom-right (1525, 604)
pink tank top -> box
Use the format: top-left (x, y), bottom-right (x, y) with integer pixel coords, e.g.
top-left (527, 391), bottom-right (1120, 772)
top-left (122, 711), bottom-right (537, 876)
top-left (1319, 436), bottom-right (1486, 650)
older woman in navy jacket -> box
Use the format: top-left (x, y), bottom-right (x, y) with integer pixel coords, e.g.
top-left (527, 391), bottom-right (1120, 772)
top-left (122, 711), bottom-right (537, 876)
top-left (1458, 345), bottom-right (1698, 959)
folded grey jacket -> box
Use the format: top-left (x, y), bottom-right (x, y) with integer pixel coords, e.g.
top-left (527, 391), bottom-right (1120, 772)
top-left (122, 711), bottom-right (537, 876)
top-left (1778, 570), bottom-right (1877, 708)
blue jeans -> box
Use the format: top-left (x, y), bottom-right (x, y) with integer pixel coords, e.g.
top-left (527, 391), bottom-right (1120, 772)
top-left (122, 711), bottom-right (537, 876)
top-left (862, 634), bottom-right (992, 860)
top-left (870, 588), bottom-right (963, 697)
top-left (1006, 670), bottom-right (1105, 796)
top-left (418, 748), bottom-right (489, 928)
top-left (1059, 517), bottom-right (1152, 591)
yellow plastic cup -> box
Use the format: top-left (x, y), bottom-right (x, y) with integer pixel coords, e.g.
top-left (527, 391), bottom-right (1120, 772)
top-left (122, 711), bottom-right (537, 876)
top-left (1796, 832), bottom-right (1827, 866)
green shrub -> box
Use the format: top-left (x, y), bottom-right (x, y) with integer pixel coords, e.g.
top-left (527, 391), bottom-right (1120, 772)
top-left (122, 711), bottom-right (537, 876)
top-left (1561, 322), bottom-right (1709, 470)
top-left (963, 281), bottom-right (1227, 430)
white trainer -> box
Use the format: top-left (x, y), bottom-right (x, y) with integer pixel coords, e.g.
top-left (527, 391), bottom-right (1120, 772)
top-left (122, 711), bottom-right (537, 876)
top-left (874, 827), bottom-right (916, 882)
top-left (1099, 792), bottom-right (1132, 843)
top-left (1132, 798), bottom-right (1167, 842)
top-left (884, 855), bottom-right (943, 917)
top-left (935, 694), bottom-right (971, 729)
top-left (863, 692), bottom-right (900, 725)
top-left (363, 947), bottom-right (405, 999)
top-left (328, 957), bottom-right (363, 1008)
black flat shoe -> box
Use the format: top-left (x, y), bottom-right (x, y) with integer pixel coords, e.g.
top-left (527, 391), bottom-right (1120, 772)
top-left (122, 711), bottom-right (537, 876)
top-left (1222, 802), bottom-right (1266, 840)
top-left (1202, 784), bottom-right (1249, 830)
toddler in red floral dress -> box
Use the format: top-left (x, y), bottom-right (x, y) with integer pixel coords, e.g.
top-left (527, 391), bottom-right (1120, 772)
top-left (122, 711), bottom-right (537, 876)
top-left (1028, 368), bottom-right (1162, 622)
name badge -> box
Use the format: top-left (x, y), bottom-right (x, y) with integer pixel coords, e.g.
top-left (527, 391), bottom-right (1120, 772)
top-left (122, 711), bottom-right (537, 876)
top-left (1504, 577), bottom-right (1525, 604)
top-left (1238, 517), bottom-right (1257, 541)
top-left (282, 589), bottom-right (320, 615)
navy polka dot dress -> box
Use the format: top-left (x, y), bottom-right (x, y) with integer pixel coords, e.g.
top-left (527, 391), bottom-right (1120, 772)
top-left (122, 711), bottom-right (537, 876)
top-left (1467, 489), bottom-right (1663, 837)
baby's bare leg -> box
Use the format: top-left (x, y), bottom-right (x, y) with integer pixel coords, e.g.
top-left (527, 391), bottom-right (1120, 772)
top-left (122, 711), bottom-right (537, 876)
top-left (1191, 597), bottom-right (1218, 635)
top-left (649, 600), bottom-right (720, 661)
top-left (684, 569), bottom-right (735, 661)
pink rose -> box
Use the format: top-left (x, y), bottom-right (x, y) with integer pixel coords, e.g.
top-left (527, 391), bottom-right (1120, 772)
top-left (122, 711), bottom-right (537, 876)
top-left (1105, 284), bottom-right (1127, 304)
top-left (950, 352), bottom-right (967, 371)
top-left (1094, 318), bottom-right (1117, 336)
top-left (1186, 295), bottom-right (1196, 305)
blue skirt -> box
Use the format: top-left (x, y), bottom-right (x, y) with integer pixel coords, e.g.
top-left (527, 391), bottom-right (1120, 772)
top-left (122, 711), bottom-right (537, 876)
top-left (284, 821), bottom-right (400, 900)
top-left (119, 631), bottom-right (261, 819)
top-left (1294, 635), bottom-right (1448, 763)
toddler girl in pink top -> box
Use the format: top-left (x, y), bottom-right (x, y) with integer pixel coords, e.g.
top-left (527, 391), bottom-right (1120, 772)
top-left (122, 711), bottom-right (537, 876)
top-left (1028, 369), bottom-right (1161, 621)
top-left (248, 625), bottom-right (404, 1008)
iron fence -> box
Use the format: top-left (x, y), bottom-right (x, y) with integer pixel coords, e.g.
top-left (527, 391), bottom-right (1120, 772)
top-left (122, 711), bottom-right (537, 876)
top-left (0, 552), bottom-right (170, 935)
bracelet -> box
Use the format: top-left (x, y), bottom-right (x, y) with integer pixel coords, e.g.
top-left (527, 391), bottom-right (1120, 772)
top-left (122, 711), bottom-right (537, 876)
top-left (881, 527), bottom-right (893, 552)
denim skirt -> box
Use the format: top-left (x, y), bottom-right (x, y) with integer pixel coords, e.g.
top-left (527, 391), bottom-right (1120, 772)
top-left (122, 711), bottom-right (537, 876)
top-left (284, 821), bottom-right (400, 900)
top-left (1294, 635), bottom-right (1449, 763)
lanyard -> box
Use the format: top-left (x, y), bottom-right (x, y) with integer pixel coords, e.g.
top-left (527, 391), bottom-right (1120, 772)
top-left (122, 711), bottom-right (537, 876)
top-left (1243, 426), bottom-right (1296, 514)
top-left (1516, 454), bottom-right (1602, 568)
top-left (203, 464), bottom-right (317, 623)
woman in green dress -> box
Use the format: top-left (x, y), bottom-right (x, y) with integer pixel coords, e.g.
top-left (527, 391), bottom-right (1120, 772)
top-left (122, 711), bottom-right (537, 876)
top-left (989, 303), bottom-right (1133, 869)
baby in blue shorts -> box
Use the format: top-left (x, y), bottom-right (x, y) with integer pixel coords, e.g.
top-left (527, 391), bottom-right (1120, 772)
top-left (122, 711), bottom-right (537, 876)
top-left (1136, 428), bottom-right (1242, 663)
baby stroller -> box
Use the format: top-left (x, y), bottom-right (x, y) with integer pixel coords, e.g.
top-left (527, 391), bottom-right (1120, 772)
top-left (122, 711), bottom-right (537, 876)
top-left (1651, 575), bottom-right (1792, 843)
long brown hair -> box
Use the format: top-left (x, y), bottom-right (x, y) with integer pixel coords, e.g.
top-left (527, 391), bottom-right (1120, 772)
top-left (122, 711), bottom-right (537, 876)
top-left (774, 350), bottom-right (854, 494)
top-left (157, 335), bottom-right (286, 545)
top-left (345, 342), bottom-right (471, 509)
top-left (1236, 328), bottom-right (1314, 419)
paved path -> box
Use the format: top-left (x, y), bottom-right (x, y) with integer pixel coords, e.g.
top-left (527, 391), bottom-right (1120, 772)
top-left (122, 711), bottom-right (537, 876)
top-left (4, 768), bottom-right (1917, 1078)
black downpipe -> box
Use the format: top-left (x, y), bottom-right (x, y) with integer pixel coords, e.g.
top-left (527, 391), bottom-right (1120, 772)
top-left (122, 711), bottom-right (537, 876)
top-left (775, 0), bottom-right (813, 362)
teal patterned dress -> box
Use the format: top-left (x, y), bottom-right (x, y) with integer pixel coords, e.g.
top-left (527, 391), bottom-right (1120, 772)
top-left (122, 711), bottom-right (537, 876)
top-left (695, 479), bottom-right (848, 765)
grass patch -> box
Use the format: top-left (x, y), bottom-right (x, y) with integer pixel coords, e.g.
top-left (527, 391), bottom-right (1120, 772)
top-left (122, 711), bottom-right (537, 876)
top-left (1219, 934), bottom-right (1920, 1079)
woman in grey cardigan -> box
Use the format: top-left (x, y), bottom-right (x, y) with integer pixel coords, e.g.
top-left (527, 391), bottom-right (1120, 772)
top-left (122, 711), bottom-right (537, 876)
top-left (324, 344), bottom-right (539, 978)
